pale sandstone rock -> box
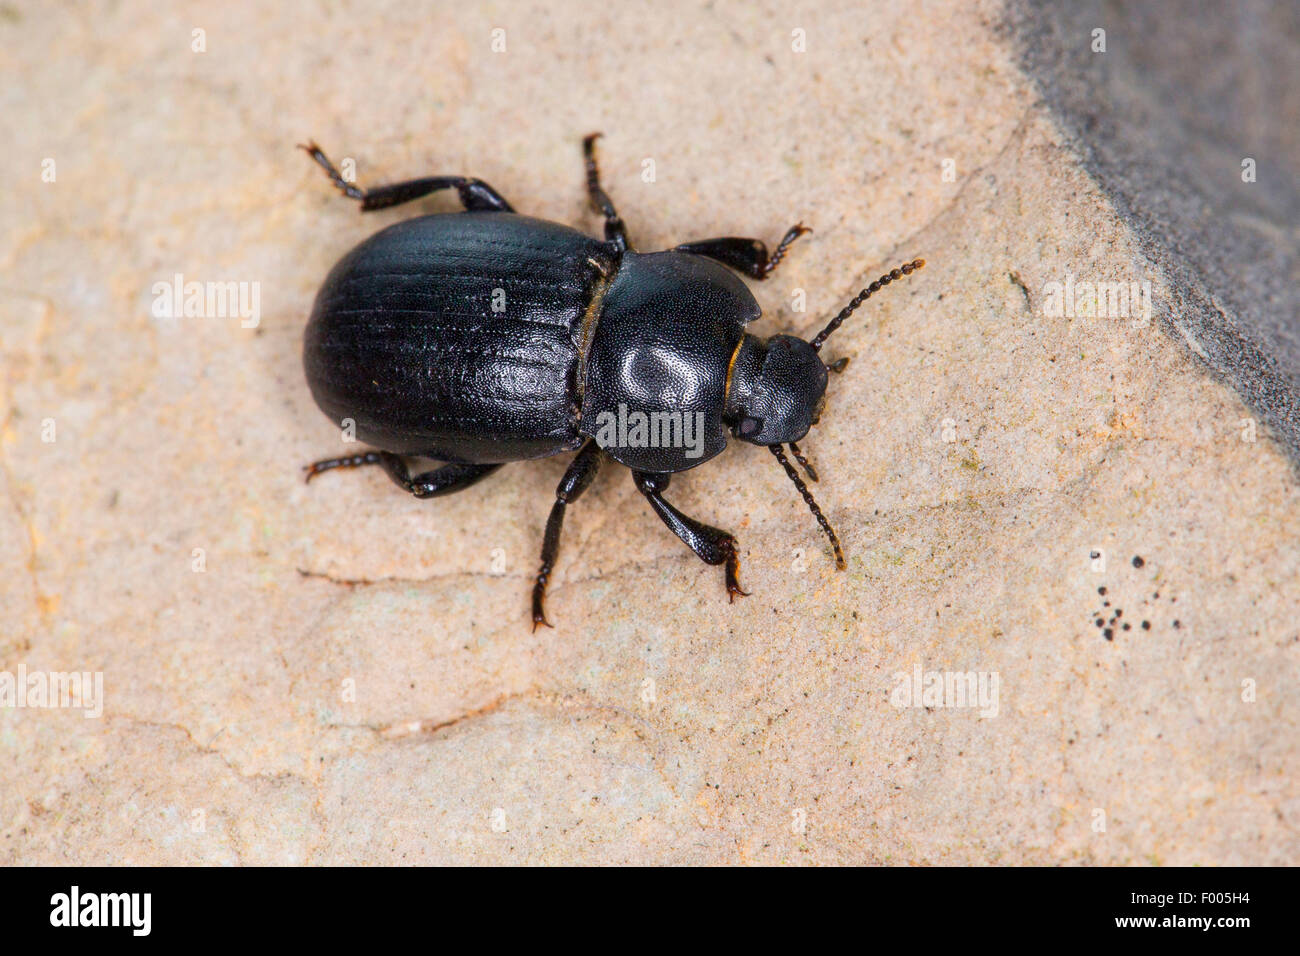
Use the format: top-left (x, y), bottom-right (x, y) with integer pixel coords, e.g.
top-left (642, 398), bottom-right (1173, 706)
top-left (1, 0), bottom-right (1295, 865)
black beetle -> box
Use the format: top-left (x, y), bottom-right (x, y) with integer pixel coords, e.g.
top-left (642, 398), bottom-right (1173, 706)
top-left (299, 134), bottom-right (924, 628)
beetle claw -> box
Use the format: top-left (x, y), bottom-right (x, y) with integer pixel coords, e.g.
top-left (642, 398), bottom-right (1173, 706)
top-left (723, 540), bottom-right (749, 602)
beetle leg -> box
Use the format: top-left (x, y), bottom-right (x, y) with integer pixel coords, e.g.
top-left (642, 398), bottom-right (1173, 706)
top-left (532, 440), bottom-right (603, 631)
top-left (298, 142), bottom-right (515, 212)
top-left (303, 451), bottom-right (500, 498)
top-left (582, 133), bottom-right (631, 251)
top-left (674, 223), bottom-right (811, 279)
top-left (631, 471), bottom-right (749, 602)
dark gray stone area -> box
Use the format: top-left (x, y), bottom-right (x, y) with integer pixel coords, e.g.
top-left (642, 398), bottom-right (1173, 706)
top-left (1010, 0), bottom-right (1300, 464)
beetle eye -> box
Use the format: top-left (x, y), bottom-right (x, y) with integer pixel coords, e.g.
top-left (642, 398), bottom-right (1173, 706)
top-left (737, 416), bottom-right (763, 438)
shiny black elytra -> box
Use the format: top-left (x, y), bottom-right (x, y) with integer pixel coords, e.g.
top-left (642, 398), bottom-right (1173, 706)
top-left (299, 134), bottom-right (924, 629)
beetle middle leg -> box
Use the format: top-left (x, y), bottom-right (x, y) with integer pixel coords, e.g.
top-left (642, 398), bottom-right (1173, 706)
top-left (532, 440), bottom-right (603, 631)
top-left (582, 133), bottom-right (631, 251)
top-left (303, 451), bottom-right (500, 498)
top-left (298, 142), bottom-right (515, 212)
top-left (632, 471), bottom-right (749, 602)
top-left (674, 224), bottom-right (811, 279)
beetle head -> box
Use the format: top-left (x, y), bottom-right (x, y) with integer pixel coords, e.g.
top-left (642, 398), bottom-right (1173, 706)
top-left (727, 256), bottom-right (926, 575)
top-left (725, 334), bottom-right (828, 446)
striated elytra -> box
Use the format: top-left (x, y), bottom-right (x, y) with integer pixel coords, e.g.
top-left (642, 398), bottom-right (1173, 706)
top-left (299, 134), bottom-right (924, 628)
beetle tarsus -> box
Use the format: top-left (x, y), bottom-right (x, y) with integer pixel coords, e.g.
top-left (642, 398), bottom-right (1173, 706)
top-left (722, 537), bottom-right (750, 602)
top-left (300, 140), bottom-right (515, 212)
top-left (531, 440), bottom-right (603, 628)
top-left (303, 451), bottom-right (500, 498)
top-left (299, 141), bottom-right (365, 202)
top-left (760, 223), bottom-right (813, 277)
top-left (582, 132), bottom-right (631, 250)
top-left (673, 222), bottom-right (811, 280)
top-left (303, 451), bottom-right (383, 483)
top-left (531, 581), bottom-right (555, 632)
top-left (633, 471), bottom-right (750, 601)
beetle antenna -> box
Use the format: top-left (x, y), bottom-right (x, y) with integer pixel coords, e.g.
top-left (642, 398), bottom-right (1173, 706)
top-left (787, 441), bottom-right (819, 482)
top-left (810, 258), bottom-right (925, 351)
top-left (770, 445), bottom-right (846, 570)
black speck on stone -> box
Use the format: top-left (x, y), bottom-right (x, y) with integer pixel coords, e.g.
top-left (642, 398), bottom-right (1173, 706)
top-left (1132, 555), bottom-right (1145, 568)
top-left (1103, 600), bottom-right (1110, 607)
top-left (1173, 619), bottom-right (1181, 629)
top-left (1141, 620), bottom-right (1151, 630)
top-left (1095, 618), bottom-right (1104, 628)
top-left (1098, 586), bottom-right (1107, 595)
top-left (1122, 622), bottom-right (1131, 631)
top-left (1114, 608), bottom-right (1122, 617)
top-left (1103, 628), bottom-right (1114, 641)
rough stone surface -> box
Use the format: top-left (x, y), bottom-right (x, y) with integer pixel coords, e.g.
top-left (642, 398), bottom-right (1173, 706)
top-left (2, 0), bottom-right (1296, 865)
top-left (1011, 0), bottom-right (1300, 466)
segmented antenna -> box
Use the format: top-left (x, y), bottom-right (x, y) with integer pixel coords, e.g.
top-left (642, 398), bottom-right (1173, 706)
top-left (770, 445), bottom-right (845, 570)
top-left (810, 258), bottom-right (925, 351)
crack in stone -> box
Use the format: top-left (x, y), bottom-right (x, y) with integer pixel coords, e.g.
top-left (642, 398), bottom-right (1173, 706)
top-left (377, 691), bottom-right (522, 739)
top-left (103, 714), bottom-right (332, 864)
top-left (365, 689), bottom-right (682, 800)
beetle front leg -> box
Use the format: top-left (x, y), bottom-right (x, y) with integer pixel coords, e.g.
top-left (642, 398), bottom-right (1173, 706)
top-left (303, 451), bottom-right (500, 498)
top-left (532, 440), bottom-right (603, 631)
top-left (298, 142), bottom-right (515, 212)
top-left (582, 133), bottom-right (632, 251)
top-left (632, 471), bottom-right (749, 602)
top-left (674, 224), bottom-right (811, 279)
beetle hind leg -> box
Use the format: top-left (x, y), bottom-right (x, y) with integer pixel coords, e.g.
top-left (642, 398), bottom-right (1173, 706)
top-left (632, 471), bottom-right (749, 602)
top-left (532, 441), bottom-right (603, 631)
top-left (298, 141), bottom-right (515, 212)
top-left (303, 451), bottom-right (500, 498)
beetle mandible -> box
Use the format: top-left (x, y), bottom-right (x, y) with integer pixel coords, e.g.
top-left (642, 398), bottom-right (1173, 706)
top-left (299, 134), bottom-right (924, 628)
